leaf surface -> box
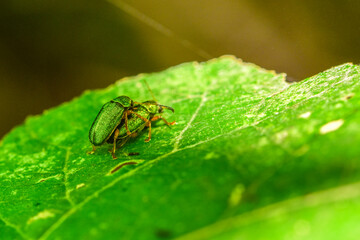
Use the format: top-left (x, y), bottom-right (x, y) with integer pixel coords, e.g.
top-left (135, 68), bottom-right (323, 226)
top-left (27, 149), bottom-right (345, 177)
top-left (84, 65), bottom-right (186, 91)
top-left (1, 56), bottom-right (360, 240)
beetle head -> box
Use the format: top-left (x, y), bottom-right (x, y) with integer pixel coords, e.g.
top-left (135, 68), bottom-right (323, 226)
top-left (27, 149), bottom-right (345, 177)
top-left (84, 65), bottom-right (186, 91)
top-left (141, 101), bottom-right (174, 114)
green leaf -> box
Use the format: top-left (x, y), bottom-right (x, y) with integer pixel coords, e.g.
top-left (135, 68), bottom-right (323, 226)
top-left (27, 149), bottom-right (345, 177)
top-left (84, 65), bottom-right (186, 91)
top-left (1, 56), bottom-right (360, 240)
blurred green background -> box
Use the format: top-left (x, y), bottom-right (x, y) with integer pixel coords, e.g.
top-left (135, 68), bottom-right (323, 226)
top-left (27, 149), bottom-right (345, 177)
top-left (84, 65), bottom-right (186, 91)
top-left (0, 0), bottom-right (359, 137)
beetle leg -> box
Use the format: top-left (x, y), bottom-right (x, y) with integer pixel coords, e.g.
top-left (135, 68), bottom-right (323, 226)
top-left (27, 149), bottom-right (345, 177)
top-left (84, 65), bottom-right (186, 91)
top-left (144, 120), bottom-right (152, 142)
top-left (123, 111), bottom-right (132, 136)
top-left (87, 145), bottom-right (96, 155)
top-left (111, 128), bottom-right (120, 159)
top-left (128, 110), bottom-right (149, 122)
top-left (127, 110), bottom-right (152, 142)
top-left (150, 115), bottom-right (176, 126)
top-left (117, 136), bottom-right (130, 148)
top-left (109, 137), bottom-right (129, 157)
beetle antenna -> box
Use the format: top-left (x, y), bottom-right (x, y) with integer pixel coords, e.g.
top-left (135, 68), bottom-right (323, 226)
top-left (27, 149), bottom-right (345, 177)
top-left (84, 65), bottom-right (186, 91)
top-left (159, 105), bottom-right (174, 113)
top-left (144, 79), bottom-right (158, 102)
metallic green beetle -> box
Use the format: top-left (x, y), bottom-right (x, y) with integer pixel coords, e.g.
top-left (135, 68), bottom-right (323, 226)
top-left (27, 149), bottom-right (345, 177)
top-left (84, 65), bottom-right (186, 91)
top-left (88, 96), bottom-right (134, 156)
top-left (89, 97), bottom-right (175, 159)
top-left (111, 100), bottom-right (175, 144)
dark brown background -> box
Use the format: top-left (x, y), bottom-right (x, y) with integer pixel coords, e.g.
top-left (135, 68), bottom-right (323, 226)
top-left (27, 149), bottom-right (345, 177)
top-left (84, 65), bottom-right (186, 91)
top-left (0, 0), bottom-right (359, 137)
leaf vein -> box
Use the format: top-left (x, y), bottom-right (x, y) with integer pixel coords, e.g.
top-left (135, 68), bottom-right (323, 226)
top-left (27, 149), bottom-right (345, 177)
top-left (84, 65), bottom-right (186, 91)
top-left (173, 90), bottom-right (208, 150)
top-left (0, 213), bottom-right (30, 240)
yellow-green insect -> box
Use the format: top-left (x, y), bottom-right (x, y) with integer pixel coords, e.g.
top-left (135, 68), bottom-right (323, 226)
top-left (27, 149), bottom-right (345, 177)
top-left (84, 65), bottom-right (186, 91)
top-left (108, 100), bottom-right (175, 156)
top-left (88, 85), bottom-right (175, 159)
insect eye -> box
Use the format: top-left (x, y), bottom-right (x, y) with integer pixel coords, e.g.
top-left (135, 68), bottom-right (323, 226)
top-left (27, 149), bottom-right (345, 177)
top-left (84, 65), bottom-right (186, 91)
top-left (158, 105), bottom-right (164, 113)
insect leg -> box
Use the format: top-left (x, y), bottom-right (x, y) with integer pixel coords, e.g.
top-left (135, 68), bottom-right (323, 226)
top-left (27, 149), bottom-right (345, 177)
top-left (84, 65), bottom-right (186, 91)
top-left (111, 128), bottom-right (120, 159)
top-left (117, 136), bottom-right (130, 148)
top-left (123, 110), bottom-right (132, 135)
top-left (128, 110), bottom-right (149, 122)
top-left (127, 110), bottom-right (152, 142)
top-left (87, 145), bottom-right (96, 155)
top-left (150, 115), bottom-right (176, 126)
top-left (144, 120), bottom-right (152, 142)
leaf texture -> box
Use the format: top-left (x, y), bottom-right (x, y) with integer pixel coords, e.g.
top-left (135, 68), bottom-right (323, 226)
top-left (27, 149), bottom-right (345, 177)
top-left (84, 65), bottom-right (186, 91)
top-left (1, 56), bottom-right (360, 240)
